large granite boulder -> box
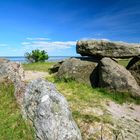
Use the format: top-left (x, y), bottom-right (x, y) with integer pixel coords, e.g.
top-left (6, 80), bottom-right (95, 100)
top-left (99, 57), bottom-right (140, 98)
top-left (23, 78), bottom-right (82, 140)
top-left (57, 58), bottom-right (98, 86)
top-left (0, 58), bottom-right (25, 103)
top-left (126, 56), bottom-right (140, 86)
top-left (76, 40), bottom-right (140, 58)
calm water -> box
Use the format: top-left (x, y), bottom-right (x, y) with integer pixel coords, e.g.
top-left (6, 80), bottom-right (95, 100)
top-left (0, 56), bottom-right (74, 63)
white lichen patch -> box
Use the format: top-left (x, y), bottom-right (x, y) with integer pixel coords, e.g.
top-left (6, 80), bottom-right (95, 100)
top-left (41, 95), bottom-right (49, 103)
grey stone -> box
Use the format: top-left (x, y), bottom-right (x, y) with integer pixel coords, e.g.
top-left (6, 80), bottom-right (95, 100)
top-left (76, 40), bottom-right (140, 58)
top-left (126, 56), bottom-right (140, 86)
top-left (0, 59), bottom-right (25, 104)
top-left (23, 78), bottom-right (82, 140)
top-left (49, 60), bottom-right (64, 74)
top-left (99, 57), bottom-right (140, 98)
top-left (57, 58), bottom-right (98, 86)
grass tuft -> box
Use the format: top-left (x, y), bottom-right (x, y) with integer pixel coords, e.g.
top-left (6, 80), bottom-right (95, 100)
top-left (117, 59), bottom-right (130, 67)
top-left (0, 82), bottom-right (35, 140)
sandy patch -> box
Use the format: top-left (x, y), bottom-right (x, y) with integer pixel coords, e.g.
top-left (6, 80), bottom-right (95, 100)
top-left (24, 70), bottom-right (49, 82)
top-left (106, 101), bottom-right (140, 121)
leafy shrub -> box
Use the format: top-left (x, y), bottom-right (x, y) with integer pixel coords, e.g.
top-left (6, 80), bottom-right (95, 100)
top-left (25, 49), bottom-right (49, 63)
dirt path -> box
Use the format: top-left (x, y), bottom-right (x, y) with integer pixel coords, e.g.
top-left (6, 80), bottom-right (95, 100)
top-left (106, 101), bottom-right (140, 120)
top-left (106, 101), bottom-right (140, 139)
top-left (24, 70), bottom-right (49, 82)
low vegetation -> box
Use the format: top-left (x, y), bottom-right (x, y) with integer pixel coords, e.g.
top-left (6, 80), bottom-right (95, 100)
top-left (0, 82), bottom-right (35, 140)
top-left (22, 61), bottom-right (140, 139)
top-left (23, 62), bottom-right (55, 72)
top-left (25, 49), bottom-right (49, 63)
top-left (116, 58), bottom-right (130, 67)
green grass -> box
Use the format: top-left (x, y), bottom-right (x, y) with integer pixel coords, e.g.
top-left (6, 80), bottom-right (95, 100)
top-left (0, 82), bottom-right (35, 140)
top-left (22, 62), bottom-right (56, 72)
top-left (49, 78), bottom-right (140, 104)
top-left (117, 59), bottom-right (130, 67)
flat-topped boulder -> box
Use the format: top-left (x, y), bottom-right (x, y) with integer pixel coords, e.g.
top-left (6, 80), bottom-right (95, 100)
top-left (76, 40), bottom-right (140, 58)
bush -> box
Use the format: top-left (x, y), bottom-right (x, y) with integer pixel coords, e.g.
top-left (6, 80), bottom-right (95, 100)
top-left (25, 49), bottom-right (49, 63)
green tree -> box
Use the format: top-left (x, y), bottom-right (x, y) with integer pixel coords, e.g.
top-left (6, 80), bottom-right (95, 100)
top-left (25, 49), bottom-right (49, 63)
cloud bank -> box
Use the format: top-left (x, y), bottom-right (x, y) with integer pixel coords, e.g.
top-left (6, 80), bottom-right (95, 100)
top-left (26, 37), bottom-right (51, 41)
top-left (21, 38), bottom-right (76, 55)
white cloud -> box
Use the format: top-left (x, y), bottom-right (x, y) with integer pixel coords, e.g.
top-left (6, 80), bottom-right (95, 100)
top-left (21, 42), bottom-right (31, 45)
top-left (0, 44), bottom-right (8, 47)
top-left (21, 38), bottom-right (76, 54)
top-left (26, 37), bottom-right (51, 41)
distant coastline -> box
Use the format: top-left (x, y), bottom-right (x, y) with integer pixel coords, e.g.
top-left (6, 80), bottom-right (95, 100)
top-left (0, 56), bottom-right (79, 63)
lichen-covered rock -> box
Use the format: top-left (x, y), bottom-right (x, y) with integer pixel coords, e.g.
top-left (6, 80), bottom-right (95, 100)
top-left (99, 57), bottom-right (140, 98)
top-left (76, 40), bottom-right (140, 58)
top-left (126, 56), bottom-right (140, 86)
top-left (0, 58), bottom-right (25, 103)
top-left (57, 58), bottom-right (98, 86)
top-left (24, 78), bottom-right (82, 140)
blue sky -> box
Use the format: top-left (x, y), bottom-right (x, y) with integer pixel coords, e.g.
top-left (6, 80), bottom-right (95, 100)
top-left (0, 0), bottom-right (140, 56)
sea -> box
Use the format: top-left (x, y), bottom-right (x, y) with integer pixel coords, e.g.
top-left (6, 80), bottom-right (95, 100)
top-left (0, 56), bottom-right (76, 63)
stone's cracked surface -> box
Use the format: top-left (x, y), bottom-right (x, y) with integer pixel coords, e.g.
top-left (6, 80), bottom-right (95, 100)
top-left (23, 78), bottom-right (82, 140)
